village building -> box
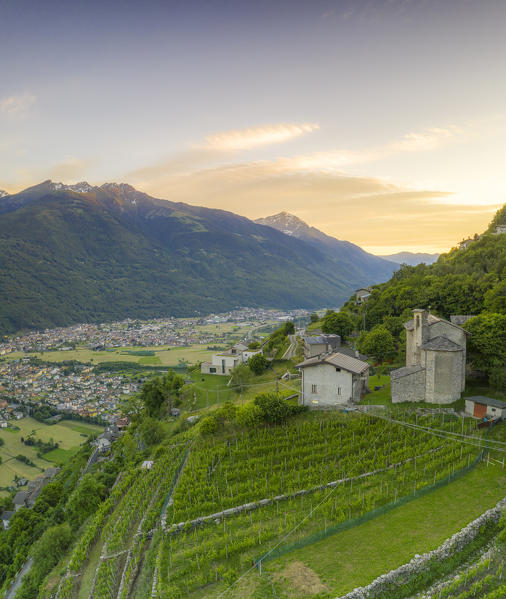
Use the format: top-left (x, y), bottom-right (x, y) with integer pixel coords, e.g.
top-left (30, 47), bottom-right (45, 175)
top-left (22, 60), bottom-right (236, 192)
top-left (297, 352), bottom-right (370, 407)
top-left (391, 309), bottom-right (468, 404)
top-left (355, 287), bottom-right (372, 305)
top-left (200, 342), bottom-right (261, 375)
top-left (1, 511), bottom-right (14, 530)
top-left (303, 334), bottom-right (341, 359)
top-left (464, 396), bottom-right (506, 420)
top-left (494, 224), bottom-right (506, 234)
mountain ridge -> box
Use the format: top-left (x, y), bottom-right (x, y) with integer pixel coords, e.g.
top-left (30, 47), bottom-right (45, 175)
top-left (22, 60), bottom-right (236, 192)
top-left (0, 181), bottom-right (398, 334)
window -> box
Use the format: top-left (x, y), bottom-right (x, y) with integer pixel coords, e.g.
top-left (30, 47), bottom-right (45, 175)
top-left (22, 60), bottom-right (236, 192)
top-left (210, 367), bottom-right (216, 373)
top-left (311, 384), bottom-right (317, 394)
top-left (337, 387), bottom-right (341, 395)
top-left (335, 367), bottom-right (341, 372)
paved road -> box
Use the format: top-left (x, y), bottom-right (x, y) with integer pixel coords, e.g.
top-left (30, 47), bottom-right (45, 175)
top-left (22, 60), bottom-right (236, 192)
top-left (4, 558), bottom-right (32, 599)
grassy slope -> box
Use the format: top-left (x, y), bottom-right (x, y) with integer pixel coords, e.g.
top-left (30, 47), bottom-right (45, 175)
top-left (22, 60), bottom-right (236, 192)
top-left (263, 463), bottom-right (506, 598)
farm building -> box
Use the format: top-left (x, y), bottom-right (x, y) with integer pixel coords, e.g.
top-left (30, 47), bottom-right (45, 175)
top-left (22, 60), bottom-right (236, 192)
top-left (297, 352), bottom-right (369, 407)
top-left (464, 396), bottom-right (506, 420)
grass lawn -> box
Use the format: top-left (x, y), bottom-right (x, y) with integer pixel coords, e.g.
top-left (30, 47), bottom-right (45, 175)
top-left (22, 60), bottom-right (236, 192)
top-left (264, 463), bottom-right (506, 598)
top-left (0, 417), bottom-right (102, 487)
top-left (44, 447), bottom-right (81, 465)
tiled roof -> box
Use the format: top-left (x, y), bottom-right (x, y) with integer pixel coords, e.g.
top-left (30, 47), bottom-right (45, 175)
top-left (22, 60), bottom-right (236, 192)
top-left (297, 351), bottom-right (369, 374)
top-left (391, 365), bottom-right (425, 380)
top-left (419, 336), bottom-right (463, 352)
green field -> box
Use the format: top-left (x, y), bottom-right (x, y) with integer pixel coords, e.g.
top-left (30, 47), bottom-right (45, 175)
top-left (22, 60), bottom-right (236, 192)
top-left (29, 344), bottom-right (216, 367)
top-left (0, 417), bottom-right (103, 489)
top-left (264, 463), bottom-right (506, 598)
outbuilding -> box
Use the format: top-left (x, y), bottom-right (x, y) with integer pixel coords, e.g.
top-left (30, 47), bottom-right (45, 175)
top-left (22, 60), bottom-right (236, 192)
top-left (464, 396), bottom-right (506, 420)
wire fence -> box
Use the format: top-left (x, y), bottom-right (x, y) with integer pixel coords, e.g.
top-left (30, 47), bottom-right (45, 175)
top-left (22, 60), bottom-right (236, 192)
top-left (254, 419), bottom-right (500, 566)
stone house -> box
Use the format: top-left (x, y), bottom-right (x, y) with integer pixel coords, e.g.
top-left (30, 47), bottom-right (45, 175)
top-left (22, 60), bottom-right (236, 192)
top-left (464, 396), bottom-right (506, 419)
top-left (297, 352), bottom-right (370, 407)
top-left (391, 309), bottom-right (468, 404)
top-left (494, 224), bottom-right (506, 234)
top-left (303, 334), bottom-right (341, 359)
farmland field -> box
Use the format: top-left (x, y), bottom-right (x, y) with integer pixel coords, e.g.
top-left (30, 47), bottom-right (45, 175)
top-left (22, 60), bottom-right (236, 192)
top-left (0, 417), bottom-right (102, 490)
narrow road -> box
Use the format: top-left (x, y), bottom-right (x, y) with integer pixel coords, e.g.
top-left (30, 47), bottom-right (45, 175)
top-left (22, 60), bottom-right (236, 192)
top-left (4, 558), bottom-right (32, 599)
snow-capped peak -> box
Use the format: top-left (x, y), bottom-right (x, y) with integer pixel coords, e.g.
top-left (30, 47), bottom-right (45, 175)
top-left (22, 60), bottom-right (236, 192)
top-left (66, 182), bottom-right (95, 193)
top-left (255, 212), bottom-right (310, 237)
top-left (0, 189), bottom-right (9, 198)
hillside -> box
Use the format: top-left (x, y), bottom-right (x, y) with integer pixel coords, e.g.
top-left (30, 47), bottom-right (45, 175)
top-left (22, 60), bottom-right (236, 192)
top-left (256, 212), bottom-right (397, 286)
top-left (378, 251), bottom-right (439, 266)
top-left (341, 204), bottom-right (506, 327)
top-left (0, 182), bottom-right (395, 335)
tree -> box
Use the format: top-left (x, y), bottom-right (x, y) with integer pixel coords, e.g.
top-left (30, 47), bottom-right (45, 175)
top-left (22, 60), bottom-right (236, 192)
top-left (463, 313), bottom-right (506, 373)
top-left (358, 326), bottom-right (395, 362)
top-left (139, 417), bottom-right (164, 446)
top-left (321, 311), bottom-right (354, 339)
top-left (199, 415), bottom-right (218, 435)
top-left (229, 363), bottom-right (253, 392)
top-left (284, 321), bottom-right (295, 335)
top-left (248, 353), bottom-right (268, 375)
top-left (254, 393), bottom-right (291, 425)
top-left (65, 474), bottom-right (106, 529)
top-left (247, 341), bottom-right (260, 350)
top-left (236, 403), bottom-right (263, 428)
top-left (309, 313), bottom-right (319, 323)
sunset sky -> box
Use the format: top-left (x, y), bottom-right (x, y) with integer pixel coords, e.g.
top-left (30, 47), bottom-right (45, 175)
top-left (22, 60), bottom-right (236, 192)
top-left (1, 0), bottom-right (505, 254)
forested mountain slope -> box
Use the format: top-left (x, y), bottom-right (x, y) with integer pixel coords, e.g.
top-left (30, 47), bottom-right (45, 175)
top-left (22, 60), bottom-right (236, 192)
top-left (344, 204), bottom-right (506, 328)
top-left (0, 181), bottom-right (392, 334)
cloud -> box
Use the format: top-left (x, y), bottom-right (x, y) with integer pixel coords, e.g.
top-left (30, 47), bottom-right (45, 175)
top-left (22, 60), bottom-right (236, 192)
top-left (0, 93), bottom-right (36, 116)
top-left (46, 156), bottom-right (93, 182)
top-left (199, 122), bottom-right (320, 151)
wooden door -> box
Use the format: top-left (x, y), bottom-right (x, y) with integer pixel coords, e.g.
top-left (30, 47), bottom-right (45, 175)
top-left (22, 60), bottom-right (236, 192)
top-left (473, 402), bottom-right (487, 418)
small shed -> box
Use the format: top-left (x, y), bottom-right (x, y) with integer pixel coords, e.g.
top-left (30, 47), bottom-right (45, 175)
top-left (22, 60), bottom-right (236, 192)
top-left (464, 396), bottom-right (506, 419)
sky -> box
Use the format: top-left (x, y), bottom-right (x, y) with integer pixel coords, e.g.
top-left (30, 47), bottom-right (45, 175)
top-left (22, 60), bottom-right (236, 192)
top-left (1, 0), bottom-right (505, 254)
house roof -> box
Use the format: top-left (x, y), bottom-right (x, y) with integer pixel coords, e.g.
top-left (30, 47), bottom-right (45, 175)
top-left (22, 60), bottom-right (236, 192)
top-left (466, 396), bottom-right (506, 409)
top-left (1, 511), bottom-right (14, 521)
top-left (297, 351), bottom-right (369, 374)
top-left (337, 346), bottom-right (369, 361)
top-left (13, 491), bottom-right (29, 504)
top-left (390, 365), bottom-right (425, 380)
top-left (419, 336), bottom-right (463, 352)
top-left (404, 313), bottom-right (470, 334)
top-left (304, 336), bottom-right (327, 345)
top-left (450, 315), bottom-right (476, 326)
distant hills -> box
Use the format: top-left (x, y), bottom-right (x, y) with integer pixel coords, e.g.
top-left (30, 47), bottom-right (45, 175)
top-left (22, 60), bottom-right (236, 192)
top-left (0, 182), bottom-right (397, 334)
top-left (378, 252), bottom-right (439, 266)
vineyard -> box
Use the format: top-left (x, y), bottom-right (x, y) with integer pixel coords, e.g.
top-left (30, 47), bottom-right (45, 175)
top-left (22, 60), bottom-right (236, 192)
top-left (57, 444), bottom-right (186, 599)
top-left (425, 542), bottom-right (506, 599)
top-left (151, 411), bottom-right (482, 598)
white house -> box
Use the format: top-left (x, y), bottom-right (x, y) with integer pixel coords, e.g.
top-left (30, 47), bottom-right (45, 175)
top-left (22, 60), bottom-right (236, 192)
top-left (297, 352), bottom-right (370, 407)
top-left (464, 396), bottom-right (506, 420)
top-left (201, 343), bottom-right (261, 375)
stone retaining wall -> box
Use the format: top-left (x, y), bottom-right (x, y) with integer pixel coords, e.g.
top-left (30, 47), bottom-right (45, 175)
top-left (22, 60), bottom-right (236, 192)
top-left (334, 497), bottom-right (506, 599)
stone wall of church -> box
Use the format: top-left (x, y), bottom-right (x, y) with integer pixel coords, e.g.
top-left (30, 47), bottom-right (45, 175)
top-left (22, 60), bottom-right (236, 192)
top-left (391, 369), bottom-right (426, 403)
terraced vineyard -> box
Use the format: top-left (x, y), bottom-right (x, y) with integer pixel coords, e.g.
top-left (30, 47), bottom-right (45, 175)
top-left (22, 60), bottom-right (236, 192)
top-left (57, 444), bottom-right (187, 599)
top-left (150, 411), bottom-right (481, 598)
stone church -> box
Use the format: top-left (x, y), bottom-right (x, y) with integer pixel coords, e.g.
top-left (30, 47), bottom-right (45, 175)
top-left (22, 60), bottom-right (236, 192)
top-left (391, 309), bottom-right (468, 404)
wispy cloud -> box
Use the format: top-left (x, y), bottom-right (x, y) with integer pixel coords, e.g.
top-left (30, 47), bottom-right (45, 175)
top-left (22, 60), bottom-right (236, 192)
top-left (199, 122), bottom-right (320, 151)
top-left (0, 93), bottom-right (36, 117)
top-left (48, 156), bottom-right (92, 181)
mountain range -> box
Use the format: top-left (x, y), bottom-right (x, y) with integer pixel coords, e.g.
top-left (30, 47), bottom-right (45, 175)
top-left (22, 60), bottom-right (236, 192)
top-left (0, 181), bottom-right (397, 334)
top-left (378, 251), bottom-right (439, 266)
